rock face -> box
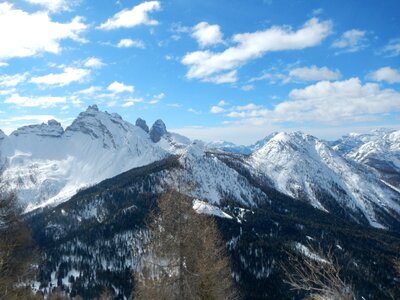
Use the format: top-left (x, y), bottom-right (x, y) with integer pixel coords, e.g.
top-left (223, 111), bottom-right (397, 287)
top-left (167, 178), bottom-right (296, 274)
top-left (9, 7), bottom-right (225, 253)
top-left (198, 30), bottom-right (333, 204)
top-left (135, 118), bottom-right (149, 133)
top-left (149, 119), bottom-right (167, 142)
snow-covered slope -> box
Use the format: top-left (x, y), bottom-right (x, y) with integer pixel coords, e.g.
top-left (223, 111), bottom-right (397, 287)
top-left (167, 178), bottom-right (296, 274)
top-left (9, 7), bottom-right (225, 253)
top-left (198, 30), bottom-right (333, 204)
top-left (347, 130), bottom-right (400, 189)
top-left (164, 142), bottom-right (267, 207)
top-left (249, 132), bottom-right (400, 228)
top-left (0, 105), bottom-right (168, 211)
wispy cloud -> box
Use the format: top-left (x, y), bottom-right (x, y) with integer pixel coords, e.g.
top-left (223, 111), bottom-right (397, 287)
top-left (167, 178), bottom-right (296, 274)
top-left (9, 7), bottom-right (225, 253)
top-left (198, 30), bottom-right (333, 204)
top-left (249, 65), bottom-right (340, 84)
top-left (331, 29), bottom-right (368, 53)
top-left (149, 92), bottom-right (165, 104)
top-left (30, 67), bottom-right (90, 87)
top-left (24, 0), bottom-right (80, 12)
top-left (98, 1), bottom-right (161, 30)
top-left (84, 57), bottom-right (105, 69)
top-left (117, 38), bottom-right (145, 49)
top-left (0, 73), bottom-right (27, 87)
top-left (381, 38), bottom-right (400, 57)
top-left (4, 94), bottom-right (66, 108)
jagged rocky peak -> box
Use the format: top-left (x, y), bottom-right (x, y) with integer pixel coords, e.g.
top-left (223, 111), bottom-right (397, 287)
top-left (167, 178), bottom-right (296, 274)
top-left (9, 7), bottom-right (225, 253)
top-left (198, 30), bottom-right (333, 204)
top-left (150, 119), bottom-right (167, 142)
top-left (135, 118), bottom-right (149, 133)
top-left (86, 104), bottom-right (99, 112)
top-left (11, 119), bottom-right (64, 137)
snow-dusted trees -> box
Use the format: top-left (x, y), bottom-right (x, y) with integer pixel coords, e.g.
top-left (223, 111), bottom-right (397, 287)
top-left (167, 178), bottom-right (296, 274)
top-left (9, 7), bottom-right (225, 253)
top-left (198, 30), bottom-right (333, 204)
top-left (134, 190), bottom-right (238, 300)
top-left (0, 193), bottom-right (38, 299)
top-left (281, 244), bottom-right (354, 300)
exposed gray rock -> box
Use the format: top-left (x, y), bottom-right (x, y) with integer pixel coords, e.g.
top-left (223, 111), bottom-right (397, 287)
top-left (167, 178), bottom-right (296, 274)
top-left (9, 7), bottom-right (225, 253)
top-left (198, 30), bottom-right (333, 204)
top-left (149, 119), bottom-right (167, 142)
top-left (135, 118), bottom-right (149, 133)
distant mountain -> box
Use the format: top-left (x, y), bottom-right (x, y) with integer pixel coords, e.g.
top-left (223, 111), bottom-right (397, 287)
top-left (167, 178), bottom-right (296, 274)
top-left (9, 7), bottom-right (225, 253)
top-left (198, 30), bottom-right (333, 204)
top-left (206, 133), bottom-right (277, 155)
top-left (248, 131), bottom-right (400, 229)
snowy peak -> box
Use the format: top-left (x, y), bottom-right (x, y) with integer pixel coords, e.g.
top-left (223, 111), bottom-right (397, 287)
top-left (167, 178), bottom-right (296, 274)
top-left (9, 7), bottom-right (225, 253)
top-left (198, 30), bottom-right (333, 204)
top-left (250, 130), bottom-right (400, 229)
top-left (11, 120), bottom-right (64, 138)
top-left (0, 105), bottom-right (170, 211)
top-left (150, 119), bottom-right (167, 142)
top-left (65, 106), bottom-right (135, 150)
top-left (135, 118), bottom-right (149, 133)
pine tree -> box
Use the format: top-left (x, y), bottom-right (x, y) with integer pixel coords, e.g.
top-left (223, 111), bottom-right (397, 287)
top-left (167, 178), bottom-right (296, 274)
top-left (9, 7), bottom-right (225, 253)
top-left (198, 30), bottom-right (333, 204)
top-left (134, 190), bottom-right (238, 300)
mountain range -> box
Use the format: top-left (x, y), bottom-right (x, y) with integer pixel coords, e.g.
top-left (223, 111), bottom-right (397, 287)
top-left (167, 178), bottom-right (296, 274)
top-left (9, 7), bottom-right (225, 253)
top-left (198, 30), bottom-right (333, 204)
top-left (1, 106), bottom-right (400, 299)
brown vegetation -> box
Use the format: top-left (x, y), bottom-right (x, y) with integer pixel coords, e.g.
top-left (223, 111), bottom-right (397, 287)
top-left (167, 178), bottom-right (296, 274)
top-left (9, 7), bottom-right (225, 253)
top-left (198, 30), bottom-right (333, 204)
top-left (134, 190), bottom-right (238, 300)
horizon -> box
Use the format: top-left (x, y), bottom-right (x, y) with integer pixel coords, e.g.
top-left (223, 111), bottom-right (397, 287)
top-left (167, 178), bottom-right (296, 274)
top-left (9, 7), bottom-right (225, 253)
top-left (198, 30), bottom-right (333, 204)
top-left (1, 103), bottom-right (399, 145)
top-left (0, 0), bottom-right (399, 144)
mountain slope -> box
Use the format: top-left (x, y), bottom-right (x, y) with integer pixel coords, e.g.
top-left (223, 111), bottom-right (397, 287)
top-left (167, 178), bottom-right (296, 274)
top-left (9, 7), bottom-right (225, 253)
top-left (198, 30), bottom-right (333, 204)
top-left (248, 132), bottom-right (400, 229)
top-left (26, 155), bottom-right (400, 299)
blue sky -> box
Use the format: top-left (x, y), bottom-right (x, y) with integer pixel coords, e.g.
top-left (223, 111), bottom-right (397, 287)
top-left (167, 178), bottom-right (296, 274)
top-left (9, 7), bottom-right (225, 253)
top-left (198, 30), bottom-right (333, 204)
top-left (0, 0), bottom-right (399, 144)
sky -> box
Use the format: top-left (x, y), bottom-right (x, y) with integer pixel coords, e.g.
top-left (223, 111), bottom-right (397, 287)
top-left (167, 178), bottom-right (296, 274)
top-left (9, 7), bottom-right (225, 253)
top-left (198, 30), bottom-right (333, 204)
top-left (0, 0), bottom-right (399, 144)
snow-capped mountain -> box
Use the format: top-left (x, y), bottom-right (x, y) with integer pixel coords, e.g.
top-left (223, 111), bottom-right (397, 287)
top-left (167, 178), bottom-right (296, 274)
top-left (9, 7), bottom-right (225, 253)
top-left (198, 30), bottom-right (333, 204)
top-left (1, 106), bottom-right (399, 230)
top-left (248, 132), bottom-right (400, 229)
top-left (0, 105), bottom-right (168, 211)
top-left (206, 132), bottom-right (278, 155)
top-left (348, 130), bottom-right (400, 189)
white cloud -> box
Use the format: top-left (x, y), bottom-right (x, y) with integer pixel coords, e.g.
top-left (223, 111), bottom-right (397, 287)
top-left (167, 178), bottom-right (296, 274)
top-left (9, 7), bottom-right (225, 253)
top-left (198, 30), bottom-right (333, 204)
top-left (241, 84), bottom-right (254, 91)
top-left (249, 65), bottom-right (340, 84)
top-left (168, 103), bottom-right (181, 108)
top-left (0, 3), bottom-right (87, 60)
top-left (210, 99), bottom-right (229, 113)
top-left (210, 106), bottom-right (225, 114)
top-left (223, 78), bottom-right (400, 125)
top-left (98, 1), bottom-right (161, 30)
top-left (205, 70), bottom-right (238, 84)
top-left (84, 57), bottom-right (105, 68)
top-left (0, 73), bottom-right (27, 87)
top-left (182, 18), bottom-right (332, 83)
top-left (31, 67), bottom-right (90, 86)
top-left (0, 62), bottom-right (8, 67)
top-left (218, 100), bottom-right (228, 106)
top-left (289, 65), bottom-right (341, 81)
top-left (382, 38), bottom-right (400, 57)
top-left (77, 86), bottom-right (102, 95)
top-left (191, 22), bottom-right (224, 48)
top-left (107, 81), bottom-right (134, 94)
top-left (24, 0), bottom-right (79, 12)
top-left (332, 29), bottom-right (367, 53)
top-left (122, 98), bottom-right (144, 107)
top-left (4, 93), bottom-right (66, 108)
top-left (117, 38), bottom-right (145, 48)
top-left (188, 108), bottom-right (201, 114)
top-left (149, 92), bottom-right (165, 104)
top-left (367, 67), bottom-right (400, 84)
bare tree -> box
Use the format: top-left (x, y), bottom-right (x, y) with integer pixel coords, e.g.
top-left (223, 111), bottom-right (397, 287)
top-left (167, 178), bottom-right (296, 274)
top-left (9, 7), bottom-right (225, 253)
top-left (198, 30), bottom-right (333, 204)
top-left (0, 193), bottom-right (38, 299)
top-left (134, 190), bottom-right (238, 300)
top-left (281, 243), bottom-right (354, 300)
